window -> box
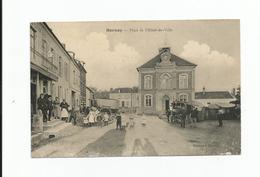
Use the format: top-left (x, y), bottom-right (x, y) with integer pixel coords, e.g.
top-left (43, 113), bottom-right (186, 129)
top-left (30, 27), bottom-right (36, 59)
top-left (179, 93), bottom-right (188, 102)
top-left (65, 63), bottom-right (68, 81)
top-left (160, 73), bottom-right (171, 89)
top-left (144, 75), bottom-right (152, 89)
top-left (58, 86), bottom-right (62, 98)
top-left (42, 80), bottom-right (48, 94)
top-left (145, 94), bottom-right (152, 107)
top-left (59, 57), bottom-right (62, 76)
top-left (179, 73), bottom-right (188, 89)
top-left (48, 48), bottom-right (55, 63)
top-left (42, 40), bottom-right (47, 58)
top-left (73, 70), bottom-right (76, 84)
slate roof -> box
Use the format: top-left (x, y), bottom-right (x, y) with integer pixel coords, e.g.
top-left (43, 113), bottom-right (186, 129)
top-left (195, 91), bottom-right (234, 99)
top-left (138, 53), bottom-right (197, 69)
top-left (111, 87), bottom-right (138, 93)
top-left (86, 87), bottom-right (94, 93)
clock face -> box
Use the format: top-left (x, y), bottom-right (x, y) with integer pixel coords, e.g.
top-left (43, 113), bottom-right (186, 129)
top-left (161, 52), bottom-right (170, 61)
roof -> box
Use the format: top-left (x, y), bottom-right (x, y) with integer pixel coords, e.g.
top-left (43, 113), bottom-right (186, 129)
top-left (75, 59), bottom-right (87, 73)
top-left (42, 22), bottom-right (81, 71)
top-left (216, 103), bottom-right (235, 108)
top-left (111, 87), bottom-right (138, 93)
top-left (195, 91), bottom-right (234, 99)
top-left (86, 87), bottom-right (94, 93)
top-left (138, 53), bottom-right (197, 69)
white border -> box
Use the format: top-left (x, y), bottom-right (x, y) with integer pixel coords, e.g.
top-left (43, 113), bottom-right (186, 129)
top-left (3, 0), bottom-right (260, 177)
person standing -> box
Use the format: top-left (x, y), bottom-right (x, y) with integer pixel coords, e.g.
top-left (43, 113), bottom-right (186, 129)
top-left (37, 93), bottom-right (48, 122)
top-left (191, 107), bottom-right (198, 128)
top-left (186, 104), bottom-right (193, 127)
top-left (116, 111), bottom-right (122, 130)
top-left (180, 104), bottom-right (186, 128)
top-left (53, 97), bottom-right (60, 119)
top-left (103, 112), bottom-right (109, 126)
top-left (47, 95), bottom-right (53, 121)
top-left (88, 108), bottom-right (95, 126)
top-left (217, 108), bottom-right (224, 127)
top-left (60, 99), bottom-right (69, 122)
top-left (69, 106), bottom-right (77, 125)
top-left (43, 94), bottom-right (50, 122)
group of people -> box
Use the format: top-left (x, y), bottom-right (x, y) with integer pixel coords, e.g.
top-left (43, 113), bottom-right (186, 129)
top-left (166, 102), bottom-right (199, 128)
top-left (37, 93), bottom-right (71, 123)
top-left (83, 107), bottom-right (110, 127)
top-left (82, 107), bottom-right (124, 130)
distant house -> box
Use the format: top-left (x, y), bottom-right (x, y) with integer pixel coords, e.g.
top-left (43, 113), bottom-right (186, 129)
top-left (86, 87), bottom-right (95, 107)
top-left (109, 87), bottom-right (140, 112)
top-left (195, 87), bottom-right (236, 107)
top-left (194, 88), bottom-right (236, 120)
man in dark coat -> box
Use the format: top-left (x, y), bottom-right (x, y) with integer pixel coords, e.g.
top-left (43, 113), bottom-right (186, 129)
top-left (217, 108), bottom-right (224, 127)
top-left (180, 104), bottom-right (187, 128)
top-left (69, 106), bottom-right (77, 125)
top-left (37, 93), bottom-right (48, 122)
top-left (47, 95), bottom-right (53, 121)
top-left (116, 111), bottom-right (122, 130)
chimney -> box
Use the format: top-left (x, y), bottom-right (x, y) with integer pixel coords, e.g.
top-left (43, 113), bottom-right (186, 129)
top-left (68, 51), bottom-right (75, 59)
top-left (159, 47), bottom-right (171, 54)
top-left (203, 86), bottom-right (206, 95)
top-left (81, 61), bottom-right (85, 67)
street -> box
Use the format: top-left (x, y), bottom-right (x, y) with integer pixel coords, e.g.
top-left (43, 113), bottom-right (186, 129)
top-left (32, 114), bottom-right (241, 158)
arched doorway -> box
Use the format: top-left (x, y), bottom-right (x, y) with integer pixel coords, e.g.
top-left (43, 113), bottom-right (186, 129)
top-left (162, 95), bottom-right (170, 112)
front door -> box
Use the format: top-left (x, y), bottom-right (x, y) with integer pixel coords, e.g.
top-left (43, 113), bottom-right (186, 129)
top-left (31, 83), bottom-right (37, 115)
top-left (165, 100), bottom-right (170, 111)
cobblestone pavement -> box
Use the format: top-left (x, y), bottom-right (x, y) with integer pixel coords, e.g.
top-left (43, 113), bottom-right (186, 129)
top-left (32, 114), bottom-right (240, 158)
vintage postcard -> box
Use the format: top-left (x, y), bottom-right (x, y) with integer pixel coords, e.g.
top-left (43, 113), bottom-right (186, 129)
top-left (30, 20), bottom-right (240, 157)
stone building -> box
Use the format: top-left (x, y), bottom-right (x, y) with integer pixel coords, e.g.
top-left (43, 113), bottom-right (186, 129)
top-left (30, 22), bottom-right (82, 117)
top-left (137, 47), bottom-right (197, 115)
top-left (86, 87), bottom-right (95, 107)
top-left (75, 59), bottom-right (87, 107)
top-left (109, 87), bottom-right (140, 112)
top-left (195, 87), bottom-right (236, 107)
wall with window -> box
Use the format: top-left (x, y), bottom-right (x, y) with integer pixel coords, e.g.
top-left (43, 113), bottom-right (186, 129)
top-left (176, 71), bottom-right (193, 90)
top-left (140, 91), bottom-right (156, 114)
top-left (177, 92), bottom-right (191, 103)
top-left (30, 23), bottom-right (83, 111)
top-left (141, 73), bottom-right (156, 90)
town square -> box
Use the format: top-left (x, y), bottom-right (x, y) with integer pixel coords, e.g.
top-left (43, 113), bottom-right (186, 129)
top-left (30, 20), bottom-right (241, 157)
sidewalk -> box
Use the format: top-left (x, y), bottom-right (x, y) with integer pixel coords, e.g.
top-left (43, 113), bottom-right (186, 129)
top-left (31, 121), bottom-right (116, 158)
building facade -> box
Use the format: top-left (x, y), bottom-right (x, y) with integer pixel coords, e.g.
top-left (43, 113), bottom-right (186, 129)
top-left (76, 60), bottom-right (87, 107)
top-left (109, 87), bottom-right (140, 112)
top-left (195, 88), bottom-right (236, 107)
top-left (30, 22), bottom-right (82, 118)
top-left (137, 47), bottom-right (197, 115)
top-left (86, 87), bottom-right (95, 107)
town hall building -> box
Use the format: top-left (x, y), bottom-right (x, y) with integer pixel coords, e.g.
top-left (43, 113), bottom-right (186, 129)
top-left (137, 47), bottom-right (197, 115)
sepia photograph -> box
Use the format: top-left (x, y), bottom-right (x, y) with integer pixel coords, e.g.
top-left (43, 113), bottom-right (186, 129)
top-left (30, 20), bottom-right (241, 158)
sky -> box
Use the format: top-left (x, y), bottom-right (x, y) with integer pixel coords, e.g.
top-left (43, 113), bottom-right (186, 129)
top-left (48, 20), bottom-right (240, 91)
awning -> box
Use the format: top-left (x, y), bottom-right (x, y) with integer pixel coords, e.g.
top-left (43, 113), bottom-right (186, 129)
top-left (31, 63), bottom-right (58, 81)
top-left (192, 100), bottom-right (205, 107)
top-left (207, 104), bottom-right (220, 109)
top-left (216, 102), bottom-right (236, 108)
